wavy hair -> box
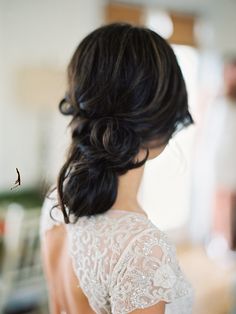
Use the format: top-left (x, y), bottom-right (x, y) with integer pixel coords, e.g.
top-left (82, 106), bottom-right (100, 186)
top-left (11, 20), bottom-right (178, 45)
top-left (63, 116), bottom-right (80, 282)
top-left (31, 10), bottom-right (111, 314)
top-left (51, 23), bottom-right (194, 223)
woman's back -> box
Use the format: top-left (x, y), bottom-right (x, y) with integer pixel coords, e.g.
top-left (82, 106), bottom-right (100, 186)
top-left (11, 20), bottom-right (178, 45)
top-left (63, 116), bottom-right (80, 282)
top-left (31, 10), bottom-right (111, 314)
top-left (40, 191), bottom-right (194, 314)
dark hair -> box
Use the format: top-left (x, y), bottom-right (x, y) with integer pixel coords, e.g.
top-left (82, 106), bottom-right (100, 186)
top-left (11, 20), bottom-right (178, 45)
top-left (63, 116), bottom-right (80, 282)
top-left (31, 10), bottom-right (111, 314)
top-left (53, 22), bottom-right (194, 223)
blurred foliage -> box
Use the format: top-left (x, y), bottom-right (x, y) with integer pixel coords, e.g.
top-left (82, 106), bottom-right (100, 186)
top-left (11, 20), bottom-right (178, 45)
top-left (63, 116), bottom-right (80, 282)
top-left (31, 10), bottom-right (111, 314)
top-left (0, 188), bottom-right (44, 210)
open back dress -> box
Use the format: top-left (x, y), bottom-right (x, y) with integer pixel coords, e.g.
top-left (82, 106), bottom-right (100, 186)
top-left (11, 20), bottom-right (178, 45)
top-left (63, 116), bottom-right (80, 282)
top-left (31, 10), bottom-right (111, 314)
top-left (40, 190), bottom-right (194, 314)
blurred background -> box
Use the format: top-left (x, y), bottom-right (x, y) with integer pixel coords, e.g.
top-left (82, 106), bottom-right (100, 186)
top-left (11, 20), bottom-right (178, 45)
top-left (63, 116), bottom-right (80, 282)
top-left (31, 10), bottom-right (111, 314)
top-left (0, 0), bottom-right (236, 313)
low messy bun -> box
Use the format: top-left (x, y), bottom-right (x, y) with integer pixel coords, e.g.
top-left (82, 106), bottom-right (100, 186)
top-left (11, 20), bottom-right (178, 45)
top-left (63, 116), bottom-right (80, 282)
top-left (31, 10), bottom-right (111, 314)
top-left (57, 114), bottom-right (149, 221)
top-left (55, 23), bottom-right (194, 222)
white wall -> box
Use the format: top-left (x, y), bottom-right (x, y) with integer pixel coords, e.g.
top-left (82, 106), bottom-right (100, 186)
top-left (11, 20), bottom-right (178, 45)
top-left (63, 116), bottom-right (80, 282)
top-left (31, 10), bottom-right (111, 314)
top-left (0, 0), bottom-right (105, 191)
top-left (118, 0), bottom-right (236, 55)
top-left (205, 0), bottom-right (236, 55)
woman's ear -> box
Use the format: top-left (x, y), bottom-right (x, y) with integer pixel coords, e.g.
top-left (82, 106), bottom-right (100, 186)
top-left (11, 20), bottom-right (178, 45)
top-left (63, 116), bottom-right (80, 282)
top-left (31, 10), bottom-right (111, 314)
top-left (137, 144), bottom-right (166, 162)
top-left (147, 144), bottom-right (167, 160)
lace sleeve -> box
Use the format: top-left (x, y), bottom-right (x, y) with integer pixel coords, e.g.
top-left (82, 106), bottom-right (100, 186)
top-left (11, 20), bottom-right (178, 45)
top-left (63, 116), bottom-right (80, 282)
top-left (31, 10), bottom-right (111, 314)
top-left (109, 228), bottom-right (191, 314)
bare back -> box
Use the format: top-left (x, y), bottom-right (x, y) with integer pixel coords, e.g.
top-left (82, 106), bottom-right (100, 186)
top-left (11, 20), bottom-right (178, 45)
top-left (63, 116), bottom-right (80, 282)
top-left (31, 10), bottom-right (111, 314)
top-left (41, 224), bottom-right (96, 314)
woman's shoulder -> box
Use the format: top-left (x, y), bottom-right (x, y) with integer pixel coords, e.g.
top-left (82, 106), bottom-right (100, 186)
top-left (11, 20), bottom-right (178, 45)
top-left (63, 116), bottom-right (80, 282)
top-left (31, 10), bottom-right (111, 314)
top-left (115, 218), bottom-right (178, 266)
top-left (109, 220), bottom-right (194, 313)
top-left (40, 189), bottom-right (169, 249)
top-left (104, 210), bottom-right (175, 252)
top-left (40, 188), bottom-right (173, 255)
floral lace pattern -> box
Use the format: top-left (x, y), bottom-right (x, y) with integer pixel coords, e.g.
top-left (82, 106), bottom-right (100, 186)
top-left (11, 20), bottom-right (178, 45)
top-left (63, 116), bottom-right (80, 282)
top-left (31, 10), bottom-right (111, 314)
top-left (40, 192), bottom-right (194, 314)
top-left (109, 226), bottom-right (194, 314)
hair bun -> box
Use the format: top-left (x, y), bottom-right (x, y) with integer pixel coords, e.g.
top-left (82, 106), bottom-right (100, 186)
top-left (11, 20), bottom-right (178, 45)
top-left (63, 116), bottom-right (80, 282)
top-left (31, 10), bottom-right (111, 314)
top-left (89, 116), bottom-right (141, 173)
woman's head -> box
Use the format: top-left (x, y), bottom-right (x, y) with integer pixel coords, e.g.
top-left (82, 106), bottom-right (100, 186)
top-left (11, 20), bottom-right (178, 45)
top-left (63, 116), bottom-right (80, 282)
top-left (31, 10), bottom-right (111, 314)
top-left (56, 22), bottom-right (194, 222)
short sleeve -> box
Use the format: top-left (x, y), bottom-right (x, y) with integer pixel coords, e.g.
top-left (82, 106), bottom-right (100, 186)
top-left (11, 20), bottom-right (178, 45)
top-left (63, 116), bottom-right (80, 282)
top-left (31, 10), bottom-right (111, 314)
top-left (109, 228), bottom-right (192, 314)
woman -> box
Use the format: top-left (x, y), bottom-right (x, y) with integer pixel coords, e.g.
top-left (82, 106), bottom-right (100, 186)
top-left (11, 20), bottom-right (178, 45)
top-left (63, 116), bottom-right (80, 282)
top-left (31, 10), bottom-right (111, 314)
top-left (40, 23), bottom-right (194, 314)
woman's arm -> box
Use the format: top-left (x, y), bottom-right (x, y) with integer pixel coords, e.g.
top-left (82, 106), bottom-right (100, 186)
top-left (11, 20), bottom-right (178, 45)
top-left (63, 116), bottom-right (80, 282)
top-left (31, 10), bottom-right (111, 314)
top-left (41, 236), bottom-right (61, 314)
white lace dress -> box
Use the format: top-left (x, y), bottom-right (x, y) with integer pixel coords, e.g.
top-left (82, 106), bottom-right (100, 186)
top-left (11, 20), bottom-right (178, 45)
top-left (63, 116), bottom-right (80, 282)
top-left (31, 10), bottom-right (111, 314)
top-left (40, 191), bottom-right (194, 314)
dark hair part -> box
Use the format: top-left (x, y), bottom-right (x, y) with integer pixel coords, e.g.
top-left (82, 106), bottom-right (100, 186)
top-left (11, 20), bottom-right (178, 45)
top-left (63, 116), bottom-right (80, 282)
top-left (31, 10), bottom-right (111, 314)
top-left (54, 22), bottom-right (194, 223)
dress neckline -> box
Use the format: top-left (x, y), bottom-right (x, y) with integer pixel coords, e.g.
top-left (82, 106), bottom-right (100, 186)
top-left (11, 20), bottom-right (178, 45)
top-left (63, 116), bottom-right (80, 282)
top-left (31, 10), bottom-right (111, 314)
top-left (108, 208), bottom-right (148, 218)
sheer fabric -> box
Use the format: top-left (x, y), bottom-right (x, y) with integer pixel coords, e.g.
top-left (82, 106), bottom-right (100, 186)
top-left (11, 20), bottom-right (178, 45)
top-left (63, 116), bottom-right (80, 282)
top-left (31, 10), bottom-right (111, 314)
top-left (40, 191), bottom-right (194, 314)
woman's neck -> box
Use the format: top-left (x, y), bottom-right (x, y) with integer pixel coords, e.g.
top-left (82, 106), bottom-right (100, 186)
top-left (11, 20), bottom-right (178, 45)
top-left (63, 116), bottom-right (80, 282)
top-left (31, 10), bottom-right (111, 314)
top-left (110, 164), bottom-right (145, 214)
